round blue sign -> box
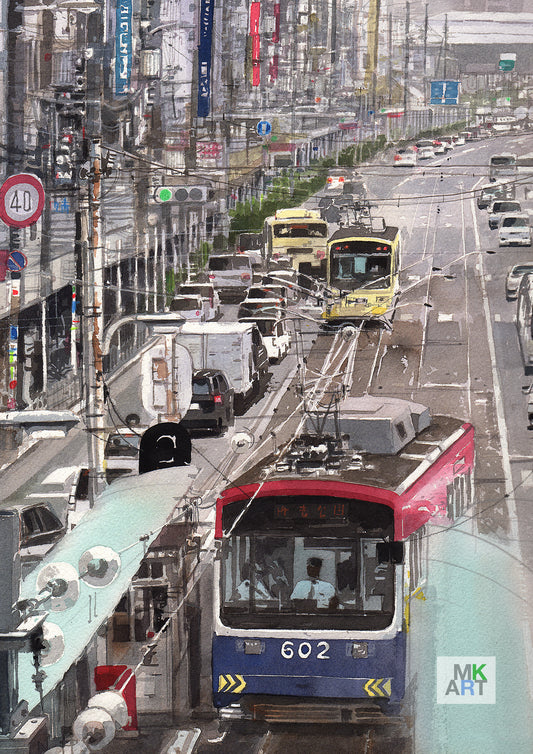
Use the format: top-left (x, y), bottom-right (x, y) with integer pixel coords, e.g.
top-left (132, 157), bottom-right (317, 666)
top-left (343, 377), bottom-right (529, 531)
top-left (7, 250), bottom-right (27, 271)
top-left (257, 120), bottom-right (272, 136)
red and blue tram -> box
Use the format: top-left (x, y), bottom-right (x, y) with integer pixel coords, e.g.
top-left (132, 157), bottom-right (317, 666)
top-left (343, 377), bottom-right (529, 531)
top-left (212, 404), bottom-right (474, 723)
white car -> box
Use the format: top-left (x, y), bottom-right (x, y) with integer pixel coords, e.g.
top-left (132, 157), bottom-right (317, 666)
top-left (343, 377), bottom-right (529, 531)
top-left (240, 316), bottom-right (291, 363)
top-left (505, 263), bottom-right (533, 300)
top-left (488, 200), bottom-right (522, 230)
top-left (417, 145), bottom-right (435, 160)
top-left (179, 283), bottom-right (221, 320)
top-left (326, 172), bottom-right (347, 191)
top-left (103, 427), bottom-right (145, 483)
top-left (169, 294), bottom-right (206, 321)
top-left (499, 214), bottom-right (532, 247)
top-left (454, 134), bottom-right (466, 146)
top-left (432, 140), bottom-right (446, 154)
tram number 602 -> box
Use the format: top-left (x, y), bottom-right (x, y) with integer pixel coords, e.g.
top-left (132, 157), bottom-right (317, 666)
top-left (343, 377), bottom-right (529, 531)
top-left (281, 641), bottom-right (330, 660)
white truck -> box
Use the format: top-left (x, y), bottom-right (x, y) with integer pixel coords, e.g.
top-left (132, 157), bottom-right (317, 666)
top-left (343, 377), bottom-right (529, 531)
top-left (176, 322), bottom-right (269, 413)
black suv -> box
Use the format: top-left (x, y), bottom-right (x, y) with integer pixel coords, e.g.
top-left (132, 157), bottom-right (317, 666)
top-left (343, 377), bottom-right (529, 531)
top-left (181, 370), bottom-right (235, 435)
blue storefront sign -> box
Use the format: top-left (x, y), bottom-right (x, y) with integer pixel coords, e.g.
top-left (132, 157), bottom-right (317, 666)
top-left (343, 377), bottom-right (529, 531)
top-left (197, 0), bottom-right (215, 117)
top-left (430, 80), bottom-right (460, 106)
top-left (115, 0), bottom-right (133, 96)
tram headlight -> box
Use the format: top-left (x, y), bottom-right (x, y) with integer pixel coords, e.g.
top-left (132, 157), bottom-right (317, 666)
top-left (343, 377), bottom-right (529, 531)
top-left (350, 641), bottom-right (368, 659)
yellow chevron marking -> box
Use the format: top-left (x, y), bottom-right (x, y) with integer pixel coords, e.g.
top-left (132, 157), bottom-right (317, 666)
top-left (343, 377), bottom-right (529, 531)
top-left (364, 678), bottom-right (376, 696)
top-left (233, 674), bottom-right (246, 693)
top-left (225, 674), bottom-right (236, 692)
top-left (218, 675), bottom-right (227, 692)
top-left (382, 678), bottom-right (392, 696)
top-left (372, 678), bottom-right (385, 697)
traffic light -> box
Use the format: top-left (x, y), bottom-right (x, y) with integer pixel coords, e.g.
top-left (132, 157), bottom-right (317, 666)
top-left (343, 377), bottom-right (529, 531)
top-left (153, 186), bottom-right (215, 203)
top-left (74, 56), bottom-right (85, 92)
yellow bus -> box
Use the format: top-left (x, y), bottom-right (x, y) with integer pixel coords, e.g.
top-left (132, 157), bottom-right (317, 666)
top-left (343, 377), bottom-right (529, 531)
top-left (322, 222), bottom-right (401, 326)
top-left (263, 208), bottom-right (329, 278)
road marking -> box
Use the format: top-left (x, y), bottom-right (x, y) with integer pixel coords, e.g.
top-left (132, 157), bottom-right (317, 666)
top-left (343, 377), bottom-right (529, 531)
top-left (437, 313), bottom-right (454, 322)
top-left (494, 313), bottom-right (501, 322)
top-left (165, 728), bottom-right (201, 754)
top-left (41, 466), bottom-right (79, 484)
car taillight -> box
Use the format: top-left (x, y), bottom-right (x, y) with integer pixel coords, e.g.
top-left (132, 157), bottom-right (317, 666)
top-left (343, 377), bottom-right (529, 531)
top-left (327, 177), bottom-right (332, 183)
top-left (208, 274), bottom-right (215, 280)
top-left (196, 310), bottom-right (200, 316)
top-left (394, 155), bottom-right (401, 161)
top-left (339, 176), bottom-right (344, 182)
top-left (214, 394), bottom-right (223, 404)
top-left (241, 273), bottom-right (251, 281)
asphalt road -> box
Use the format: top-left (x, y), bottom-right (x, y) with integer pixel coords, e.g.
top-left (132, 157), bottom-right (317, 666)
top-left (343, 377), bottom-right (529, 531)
top-left (4, 133), bottom-right (533, 753)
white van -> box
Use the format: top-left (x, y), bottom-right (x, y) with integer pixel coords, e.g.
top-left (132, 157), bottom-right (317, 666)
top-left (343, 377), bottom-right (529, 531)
top-left (239, 316), bottom-right (291, 363)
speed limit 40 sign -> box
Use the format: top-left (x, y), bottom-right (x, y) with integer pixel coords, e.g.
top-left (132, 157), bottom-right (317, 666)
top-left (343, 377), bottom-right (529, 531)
top-left (0, 173), bottom-right (45, 228)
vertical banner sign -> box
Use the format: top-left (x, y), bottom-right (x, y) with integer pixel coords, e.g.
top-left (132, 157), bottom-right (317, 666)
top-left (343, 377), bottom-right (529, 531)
top-left (197, 0), bottom-right (215, 117)
top-left (115, 0), bottom-right (133, 96)
top-left (250, 2), bottom-right (261, 87)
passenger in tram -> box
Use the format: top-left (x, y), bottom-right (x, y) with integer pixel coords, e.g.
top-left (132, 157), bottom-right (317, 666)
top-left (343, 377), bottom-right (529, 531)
top-left (290, 556), bottom-right (339, 609)
top-left (234, 561), bottom-right (272, 601)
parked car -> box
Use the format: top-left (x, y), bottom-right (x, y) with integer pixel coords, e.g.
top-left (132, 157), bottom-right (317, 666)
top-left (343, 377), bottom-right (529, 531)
top-left (180, 369), bottom-right (234, 435)
top-left (169, 294), bottom-right (206, 321)
top-left (488, 200), bottom-right (522, 230)
top-left (505, 263), bottom-right (533, 300)
top-left (393, 147), bottom-right (417, 167)
top-left (240, 316), bottom-right (291, 363)
top-left (1, 501), bottom-right (67, 576)
top-left (207, 254), bottom-right (254, 301)
top-left (499, 213), bottom-right (532, 247)
top-left (178, 283), bottom-right (221, 320)
top-left (103, 427), bottom-right (144, 483)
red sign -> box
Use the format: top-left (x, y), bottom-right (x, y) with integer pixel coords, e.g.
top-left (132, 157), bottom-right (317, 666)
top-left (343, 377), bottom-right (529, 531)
top-left (0, 173), bottom-right (45, 228)
top-left (94, 665), bottom-right (138, 732)
top-left (250, 2), bottom-right (261, 86)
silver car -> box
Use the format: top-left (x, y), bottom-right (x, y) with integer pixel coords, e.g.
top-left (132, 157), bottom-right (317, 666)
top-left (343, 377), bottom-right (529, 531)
top-left (505, 263), bottom-right (533, 301)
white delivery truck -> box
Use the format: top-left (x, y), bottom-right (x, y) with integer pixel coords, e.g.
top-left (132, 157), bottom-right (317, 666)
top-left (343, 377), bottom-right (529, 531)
top-left (176, 322), bottom-right (269, 413)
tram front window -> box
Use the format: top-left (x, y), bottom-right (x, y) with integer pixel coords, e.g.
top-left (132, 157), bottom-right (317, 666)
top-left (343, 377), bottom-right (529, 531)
top-left (332, 254), bottom-right (390, 290)
top-left (220, 535), bottom-right (395, 630)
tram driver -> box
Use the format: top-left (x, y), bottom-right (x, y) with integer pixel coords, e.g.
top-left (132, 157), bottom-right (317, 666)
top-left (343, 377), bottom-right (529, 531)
top-left (290, 556), bottom-right (339, 609)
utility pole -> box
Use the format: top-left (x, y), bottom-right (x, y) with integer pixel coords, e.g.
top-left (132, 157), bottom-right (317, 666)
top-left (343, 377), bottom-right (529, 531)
top-left (82, 138), bottom-right (105, 506)
top-left (388, 12), bottom-right (393, 106)
top-left (423, 3), bottom-right (428, 78)
top-left (403, 2), bottom-right (410, 122)
top-left (443, 13), bottom-right (448, 80)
